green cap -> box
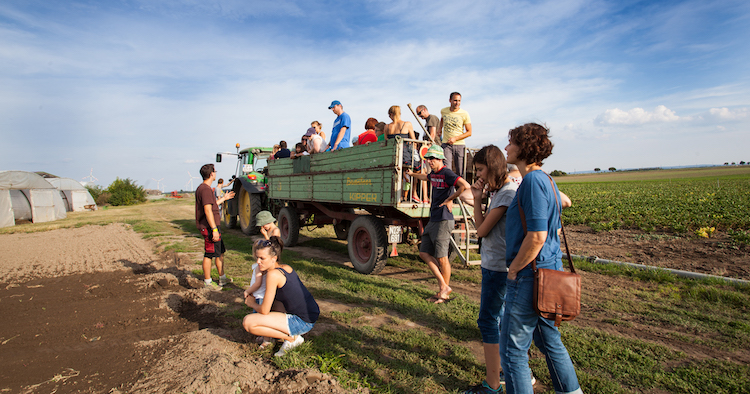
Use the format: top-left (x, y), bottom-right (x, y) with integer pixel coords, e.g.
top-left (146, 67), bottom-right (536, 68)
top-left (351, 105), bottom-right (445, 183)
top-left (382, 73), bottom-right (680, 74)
top-left (255, 211), bottom-right (276, 226)
top-left (424, 144), bottom-right (445, 160)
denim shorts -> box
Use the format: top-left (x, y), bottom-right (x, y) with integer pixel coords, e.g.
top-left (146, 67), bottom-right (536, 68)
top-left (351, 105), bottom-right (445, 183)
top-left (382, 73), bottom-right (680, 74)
top-left (287, 314), bottom-right (315, 336)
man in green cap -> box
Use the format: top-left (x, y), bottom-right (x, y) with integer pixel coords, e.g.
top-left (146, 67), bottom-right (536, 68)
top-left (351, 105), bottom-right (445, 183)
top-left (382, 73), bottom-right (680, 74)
top-left (408, 145), bottom-right (470, 303)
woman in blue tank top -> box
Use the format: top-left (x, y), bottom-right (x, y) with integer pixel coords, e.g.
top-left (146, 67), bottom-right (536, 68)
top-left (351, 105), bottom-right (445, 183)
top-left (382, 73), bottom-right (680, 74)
top-left (242, 236), bottom-right (320, 357)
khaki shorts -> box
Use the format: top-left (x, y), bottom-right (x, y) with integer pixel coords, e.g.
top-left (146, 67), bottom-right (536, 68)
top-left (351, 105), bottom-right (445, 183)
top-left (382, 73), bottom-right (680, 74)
top-left (419, 220), bottom-right (454, 258)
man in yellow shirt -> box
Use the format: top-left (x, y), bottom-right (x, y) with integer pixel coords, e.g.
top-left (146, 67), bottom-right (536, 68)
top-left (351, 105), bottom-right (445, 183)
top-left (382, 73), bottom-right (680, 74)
top-left (439, 92), bottom-right (472, 178)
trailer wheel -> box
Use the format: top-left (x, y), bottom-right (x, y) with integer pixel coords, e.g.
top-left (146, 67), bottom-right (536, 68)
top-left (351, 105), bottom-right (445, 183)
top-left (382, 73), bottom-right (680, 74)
top-left (347, 216), bottom-right (388, 275)
top-left (238, 189), bottom-right (261, 235)
top-left (278, 206), bottom-right (300, 247)
top-left (223, 200), bottom-right (238, 229)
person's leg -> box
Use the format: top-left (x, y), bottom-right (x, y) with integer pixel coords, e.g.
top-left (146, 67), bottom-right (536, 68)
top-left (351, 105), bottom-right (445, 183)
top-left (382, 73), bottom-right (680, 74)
top-left (420, 222), bottom-right (448, 298)
top-left (455, 145), bottom-right (466, 178)
top-left (216, 255), bottom-right (224, 277)
top-left (433, 220), bottom-right (454, 298)
top-left (436, 256), bottom-right (452, 295)
top-left (533, 319), bottom-right (583, 394)
top-left (419, 251), bottom-right (449, 295)
top-left (242, 312), bottom-right (293, 342)
top-left (442, 143), bottom-right (454, 172)
top-left (500, 275), bottom-right (537, 394)
top-left (477, 268), bottom-right (507, 389)
top-left (202, 257), bottom-right (213, 281)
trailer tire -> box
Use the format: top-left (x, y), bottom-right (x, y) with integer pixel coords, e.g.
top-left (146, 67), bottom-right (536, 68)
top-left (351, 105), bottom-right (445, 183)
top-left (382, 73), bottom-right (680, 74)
top-left (238, 189), bottom-right (261, 235)
top-left (278, 206), bottom-right (300, 247)
top-left (347, 216), bottom-right (388, 275)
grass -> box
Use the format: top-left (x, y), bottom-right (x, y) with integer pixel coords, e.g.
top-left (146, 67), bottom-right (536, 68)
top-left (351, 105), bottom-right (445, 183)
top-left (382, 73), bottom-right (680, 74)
top-left (5, 178), bottom-right (750, 393)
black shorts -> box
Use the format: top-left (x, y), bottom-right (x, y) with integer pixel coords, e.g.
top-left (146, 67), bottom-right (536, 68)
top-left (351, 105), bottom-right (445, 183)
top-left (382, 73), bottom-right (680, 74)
top-left (201, 228), bottom-right (226, 258)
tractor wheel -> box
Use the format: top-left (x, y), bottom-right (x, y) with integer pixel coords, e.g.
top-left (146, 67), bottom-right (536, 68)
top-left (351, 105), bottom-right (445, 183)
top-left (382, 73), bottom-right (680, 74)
top-left (238, 189), bottom-right (261, 235)
top-left (222, 201), bottom-right (238, 229)
top-left (278, 206), bottom-right (300, 247)
top-left (347, 215), bottom-right (388, 275)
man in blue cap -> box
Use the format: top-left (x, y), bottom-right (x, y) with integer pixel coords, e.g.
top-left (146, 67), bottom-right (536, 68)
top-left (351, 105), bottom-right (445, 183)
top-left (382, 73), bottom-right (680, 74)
top-left (327, 100), bottom-right (351, 151)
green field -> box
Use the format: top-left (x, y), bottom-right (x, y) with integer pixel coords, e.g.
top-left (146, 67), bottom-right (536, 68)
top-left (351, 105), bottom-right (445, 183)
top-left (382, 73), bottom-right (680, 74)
top-left (555, 166), bottom-right (750, 234)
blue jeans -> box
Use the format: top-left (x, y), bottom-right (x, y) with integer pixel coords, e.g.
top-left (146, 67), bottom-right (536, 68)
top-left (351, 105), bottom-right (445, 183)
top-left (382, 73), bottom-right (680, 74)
top-left (499, 275), bottom-right (582, 394)
top-left (477, 268), bottom-right (507, 344)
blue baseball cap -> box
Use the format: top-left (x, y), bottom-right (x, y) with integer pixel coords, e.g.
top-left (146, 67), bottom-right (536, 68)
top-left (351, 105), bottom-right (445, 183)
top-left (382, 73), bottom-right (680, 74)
top-left (328, 100), bottom-right (342, 109)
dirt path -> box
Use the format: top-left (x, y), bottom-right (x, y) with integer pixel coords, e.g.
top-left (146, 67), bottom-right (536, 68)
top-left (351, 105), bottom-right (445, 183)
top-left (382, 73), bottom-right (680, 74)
top-left (0, 224), bottom-right (351, 394)
top-left (1, 222), bottom-right (747, 393)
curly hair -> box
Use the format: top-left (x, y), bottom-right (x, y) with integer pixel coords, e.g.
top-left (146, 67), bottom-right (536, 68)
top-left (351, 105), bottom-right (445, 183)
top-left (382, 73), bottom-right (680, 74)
top-left (508, 123), bottom-right (554, 165)
top-left (473, 145), bottom-right (507, 191)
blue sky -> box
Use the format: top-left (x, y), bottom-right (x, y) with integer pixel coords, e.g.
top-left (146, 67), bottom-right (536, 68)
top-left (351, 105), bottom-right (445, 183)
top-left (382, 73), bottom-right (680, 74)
top-left (1, 0), bottom-right (748, 190)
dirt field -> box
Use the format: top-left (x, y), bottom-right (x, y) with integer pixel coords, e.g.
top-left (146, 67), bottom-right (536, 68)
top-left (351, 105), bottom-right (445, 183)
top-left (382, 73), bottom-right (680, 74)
top-left (0, 219), bottom-right (747, 393)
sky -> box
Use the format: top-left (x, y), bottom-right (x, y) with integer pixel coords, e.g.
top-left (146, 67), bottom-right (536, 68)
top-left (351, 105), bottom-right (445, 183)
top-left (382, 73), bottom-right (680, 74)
top-left (1, 0), bottom-right (749, 190)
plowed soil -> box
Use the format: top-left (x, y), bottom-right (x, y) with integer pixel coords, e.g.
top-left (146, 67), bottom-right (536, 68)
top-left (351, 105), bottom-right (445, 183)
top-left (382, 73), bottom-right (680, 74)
top-left (0, 222), bottom-right (747, 393)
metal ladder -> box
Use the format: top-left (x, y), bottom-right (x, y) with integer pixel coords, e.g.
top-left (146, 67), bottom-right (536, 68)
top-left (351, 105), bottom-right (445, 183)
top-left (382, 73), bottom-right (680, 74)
top-left (450, 198), bottom-right (482, 266)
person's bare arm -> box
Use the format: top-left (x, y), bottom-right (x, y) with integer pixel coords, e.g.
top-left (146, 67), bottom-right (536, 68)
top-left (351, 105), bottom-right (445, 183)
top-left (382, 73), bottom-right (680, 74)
top-left (427, 126), bottom-right (437, 142)
top-left (507, 231), bottom-right (546, 280)
top-left (439, 177), bottom-right (471, 208)
top-left (204, 204), bottom-right (220, 242)
top-left (258, 270), bottom-right (283, 314)
top-left (408, 171), bottom-right (428, 181)
top-left (560, 191), bottom-right (572, 209)
top-left (332, 127), bottom-right (347, 150)
top-left (448, 123), bottom-right (472, 144)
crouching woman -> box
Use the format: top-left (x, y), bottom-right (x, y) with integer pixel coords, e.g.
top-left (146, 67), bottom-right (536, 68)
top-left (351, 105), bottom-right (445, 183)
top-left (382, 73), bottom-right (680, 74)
top-left (242, 236), bottom-right (320, 357)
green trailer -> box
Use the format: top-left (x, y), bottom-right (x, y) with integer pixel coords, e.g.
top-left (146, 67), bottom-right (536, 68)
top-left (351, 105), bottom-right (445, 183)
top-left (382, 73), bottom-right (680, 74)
top-left (267, 137), bottom-right (476, 274)
top-left (219, 137), bottom-right (478, 275)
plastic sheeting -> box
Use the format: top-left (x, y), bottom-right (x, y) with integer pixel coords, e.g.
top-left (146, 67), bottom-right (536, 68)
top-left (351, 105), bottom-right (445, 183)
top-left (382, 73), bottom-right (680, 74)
top-left (0, 171), bottom-right (67, 228)
top-left (46, 177), bottom-right (97, 211)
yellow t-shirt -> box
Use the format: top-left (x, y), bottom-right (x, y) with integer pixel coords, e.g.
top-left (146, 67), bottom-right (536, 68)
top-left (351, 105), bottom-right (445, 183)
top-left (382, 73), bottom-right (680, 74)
top-left (440, 107), bottom-right (471, 145)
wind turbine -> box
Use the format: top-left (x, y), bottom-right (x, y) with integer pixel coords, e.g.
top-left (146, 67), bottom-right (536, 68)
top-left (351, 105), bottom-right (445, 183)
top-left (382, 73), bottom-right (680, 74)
top-left (82, 168), bottom-right (98, 185)
top-left (185, 172), bottom-right (201, 190)
top-left (151, 177), bottom-right (164, 191)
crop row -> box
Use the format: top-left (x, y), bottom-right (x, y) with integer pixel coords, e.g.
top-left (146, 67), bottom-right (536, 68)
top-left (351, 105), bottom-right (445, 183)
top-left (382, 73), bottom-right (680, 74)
top-left (558, 178), bottom-right (750, 233)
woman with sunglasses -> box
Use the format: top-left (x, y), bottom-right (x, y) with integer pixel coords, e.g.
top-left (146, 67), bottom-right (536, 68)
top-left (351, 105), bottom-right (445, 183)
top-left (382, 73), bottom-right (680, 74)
top-left (242, 236), bottom-right (320, 357)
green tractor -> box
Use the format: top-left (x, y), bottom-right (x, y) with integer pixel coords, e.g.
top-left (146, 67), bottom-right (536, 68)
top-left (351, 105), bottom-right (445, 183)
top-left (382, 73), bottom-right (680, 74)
top-left (216, 144), bottom-right (273, 235)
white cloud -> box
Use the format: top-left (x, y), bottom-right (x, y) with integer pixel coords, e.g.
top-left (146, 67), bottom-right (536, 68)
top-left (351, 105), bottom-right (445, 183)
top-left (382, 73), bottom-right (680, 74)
top-left (594, 105), bottom-right (680, 126)
top-left (708, 107), bottom-right (748, 120)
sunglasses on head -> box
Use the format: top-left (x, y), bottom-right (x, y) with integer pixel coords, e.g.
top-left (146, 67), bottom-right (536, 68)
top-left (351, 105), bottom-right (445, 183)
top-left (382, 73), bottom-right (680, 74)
top-left (255, 239), bottom-right (272, 247)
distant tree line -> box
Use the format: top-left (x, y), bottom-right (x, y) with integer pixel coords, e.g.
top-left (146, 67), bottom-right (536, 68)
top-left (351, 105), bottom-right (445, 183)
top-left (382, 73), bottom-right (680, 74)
top-left (724, 161), bottom-right (747, 165)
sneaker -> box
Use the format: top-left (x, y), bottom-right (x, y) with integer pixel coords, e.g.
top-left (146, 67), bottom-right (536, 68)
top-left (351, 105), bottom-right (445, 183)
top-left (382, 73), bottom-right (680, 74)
top-left (462, 380), bottom-right (502, 394)
top-left (274, 335), bottom-right (304, 357)
top-left (530, 373), bottom-right (536, 386)
top-left (204, 281), bottom-right (220, 289)
top-left (218, 276), bottom-right (232, 286)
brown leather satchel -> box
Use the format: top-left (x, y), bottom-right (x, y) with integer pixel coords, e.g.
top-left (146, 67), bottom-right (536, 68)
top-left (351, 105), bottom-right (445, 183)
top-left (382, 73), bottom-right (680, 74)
top-left (519, 174), bottom-right (581, 327)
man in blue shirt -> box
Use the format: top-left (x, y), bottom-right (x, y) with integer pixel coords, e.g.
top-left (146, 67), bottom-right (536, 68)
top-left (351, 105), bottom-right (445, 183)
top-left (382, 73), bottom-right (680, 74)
top-left (327, 100), bottom-right (351, 150)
